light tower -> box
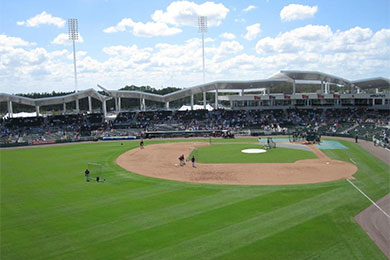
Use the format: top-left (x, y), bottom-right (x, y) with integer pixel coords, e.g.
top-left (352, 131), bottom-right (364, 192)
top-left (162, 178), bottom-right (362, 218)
top-left (68, 18), bottom-right (79, 113)
top-left (68, 19), bottom-right (79, 93)
top-left (198, 16), bottom-right (207, 83)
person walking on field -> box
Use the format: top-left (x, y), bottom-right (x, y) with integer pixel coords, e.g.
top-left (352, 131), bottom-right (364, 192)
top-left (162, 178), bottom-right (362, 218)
top-left (140, 139), bottom-right (144, 149)
top-left (191, 156), bottom-right (196, 168)
top-left (85, 168), bottom-right (90, 182)
top-left (179, 154), bottom-right (185, 166)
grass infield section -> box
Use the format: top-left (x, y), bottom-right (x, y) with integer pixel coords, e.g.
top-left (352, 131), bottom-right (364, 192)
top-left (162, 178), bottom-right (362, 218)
top-left (190, 144), bottom-right (317, 163)
top-left (1, 138), bottom-right (389, 260)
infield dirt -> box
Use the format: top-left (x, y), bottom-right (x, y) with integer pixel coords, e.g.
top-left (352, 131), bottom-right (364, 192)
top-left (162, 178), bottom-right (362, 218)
top-left (116, 142), bottom-right (357, 185)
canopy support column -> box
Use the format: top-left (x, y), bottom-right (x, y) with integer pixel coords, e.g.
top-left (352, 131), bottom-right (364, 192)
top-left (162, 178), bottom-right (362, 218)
top-left (102, 100), bottom-right (107, 117)
top-left (293, 80), bottom-right (296, 95)
top-left (214, 89), bottom-right (218, 109)
top-left (75, 98), bottom-right (79, 113)
top-left (140, 98), bottom-right (146, 111)
top-left (114, 97), bottom-right (118, 112)
top-left (88, 96), bottom-right (92, 112)
top-left (7, 101), bottom-right (13, 118)
top-left (203, 92), bottom-right (206, 109)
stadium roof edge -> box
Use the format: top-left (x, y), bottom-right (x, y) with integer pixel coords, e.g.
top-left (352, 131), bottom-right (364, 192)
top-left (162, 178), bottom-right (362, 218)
top-left (351, 77), bottom-right (390, 89)
top-left (280, 70), bottom-right (351, 86)
top-left (0, 88), bottom-right (111, 106)
top-left (1, 71), bottom-right (389, 107)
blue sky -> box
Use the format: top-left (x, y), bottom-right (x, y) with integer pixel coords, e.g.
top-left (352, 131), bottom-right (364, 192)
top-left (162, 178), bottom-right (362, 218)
top-left (1, 0), bottom-right (389, 94)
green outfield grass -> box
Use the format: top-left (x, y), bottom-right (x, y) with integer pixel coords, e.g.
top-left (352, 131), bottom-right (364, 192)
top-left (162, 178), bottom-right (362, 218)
top-left (189, 144), bottom-right (317, 163)
top-left (1, 138), bottom-right (389, 260)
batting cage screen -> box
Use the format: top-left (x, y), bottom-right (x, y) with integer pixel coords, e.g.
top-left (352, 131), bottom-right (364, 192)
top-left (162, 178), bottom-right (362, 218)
top-left (87, 162), bottom-right (103, 181)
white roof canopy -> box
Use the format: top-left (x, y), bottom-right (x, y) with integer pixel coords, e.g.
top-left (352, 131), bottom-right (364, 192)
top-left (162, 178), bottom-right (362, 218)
top-left (1, 71), bottom-right (389, 108)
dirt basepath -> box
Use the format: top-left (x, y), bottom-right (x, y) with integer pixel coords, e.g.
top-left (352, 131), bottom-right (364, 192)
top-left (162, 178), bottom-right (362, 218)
top-left (355, 194), bottom-right (390, 258)
top-left (116, 142), bottom-right (357, 185)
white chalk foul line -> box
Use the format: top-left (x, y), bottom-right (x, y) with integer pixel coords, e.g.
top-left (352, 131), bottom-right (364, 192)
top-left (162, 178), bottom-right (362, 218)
top-left (347, 179), bottom-right (390, 219)
top-left (349, 158), bottom-right (357, 164)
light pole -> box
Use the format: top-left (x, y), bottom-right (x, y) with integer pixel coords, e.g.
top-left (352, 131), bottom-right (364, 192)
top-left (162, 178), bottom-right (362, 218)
top-left (198, 16), bottom-right (207, 83)
top-left (198, 16), bottom-right (208, 109)
top-left (68, 18), bottom-right (79, 112)
top-left (68, 18), bottom-right (79, 92)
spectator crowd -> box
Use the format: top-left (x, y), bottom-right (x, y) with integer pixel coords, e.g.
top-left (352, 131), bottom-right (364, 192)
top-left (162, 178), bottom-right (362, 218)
top-left (1, 108), bottom-right (389, 148)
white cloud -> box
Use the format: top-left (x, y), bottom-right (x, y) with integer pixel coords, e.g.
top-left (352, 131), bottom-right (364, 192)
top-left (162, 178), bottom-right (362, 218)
top-left (17, 11), bottom-right (65, 28)
top-left (243, 5), bottom-right (256, 12)
top-left (66, 51), bottom-right (87, 60)
top-left (220, 32), bottom-right (236, 40)
top-left (244, 23), bottom-right (261, 40)
top-left (234, 18), bottom-right (246, 23)
top-left (0, 44), bottom-right (67, 89)
top-left (1, 25), bottom-right (389, 94)
top-left (103, 18), bottom-right (134, 33)
top-left (51, 33), bottom-right (84, 45)
top-left (103, 1), bottom-right (229, 37)
top-left (151, 1), bottom-right (229, 27)
top-left (132, 21), bottom-right (182, 37)
top-left (103, 45), bottom-right (152, 62)
top-left (255, 25), bottom-right (383, 54)
top-left (0, 34), bottom-right (36, 47)
top-left (280, 4), bottom-right (318, 22)
top-left (103, 18), bottom-right (182, 37)
top-left (254, 25), bottom-right (390, 76)
top-left (217, 41), bottom-right (243, 54)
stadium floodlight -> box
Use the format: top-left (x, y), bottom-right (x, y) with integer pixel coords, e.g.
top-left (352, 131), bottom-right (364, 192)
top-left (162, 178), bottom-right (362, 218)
top-left (198, 16), bottom-right (207, 83)
top-left (68, 18), bottom-right (79, 92)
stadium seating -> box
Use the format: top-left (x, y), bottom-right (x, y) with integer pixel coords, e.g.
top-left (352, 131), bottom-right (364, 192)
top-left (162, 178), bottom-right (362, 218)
top-left (1, 108), bottom-right (389, 148)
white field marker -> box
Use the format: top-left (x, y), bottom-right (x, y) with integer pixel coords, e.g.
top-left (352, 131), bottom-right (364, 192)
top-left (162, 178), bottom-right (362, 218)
top-left (347, 179), bottom-right (390, 219)
top-left (349, 158), bottom-right (357, 164)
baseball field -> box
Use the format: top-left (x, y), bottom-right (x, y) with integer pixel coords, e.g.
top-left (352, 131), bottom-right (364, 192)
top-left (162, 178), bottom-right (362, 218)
top-left (1, 137), bottom-right (389, 259)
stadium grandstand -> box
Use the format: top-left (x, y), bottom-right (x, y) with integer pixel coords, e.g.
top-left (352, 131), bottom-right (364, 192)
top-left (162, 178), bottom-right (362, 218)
top-left (1, 70), bottom-right (389, 148)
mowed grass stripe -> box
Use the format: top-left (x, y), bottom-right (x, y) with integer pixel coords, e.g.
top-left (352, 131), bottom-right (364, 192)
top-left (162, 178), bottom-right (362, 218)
top-left (214, 203), bottom-right (386, 260)
top-left (1, 187), bottom-right (218, 254)
top-left (213, 214), bottom-right (343, 260)
top-left (1, 184), bottom-right (186, 232)
top-left (52, 187), bottom-right (335, 260)
top-left (34, 189), bottom-right (274, 259)
top-left (3, 188), bottom-right (214, 258)
top-left (43, 184), bottom-right (342, 257)
top-left (3, 188), bottom-right (265, 260)
top-left (131, 187), bottom-right (365, 260)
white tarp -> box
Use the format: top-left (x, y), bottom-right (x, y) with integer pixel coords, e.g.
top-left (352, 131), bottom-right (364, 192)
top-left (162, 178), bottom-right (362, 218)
top-left (178, 104), bottom-right (214, 111)
top-left (241, 149), bottom-right (267, 154)
top-left (2, 112), bottom-right (41, 119)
